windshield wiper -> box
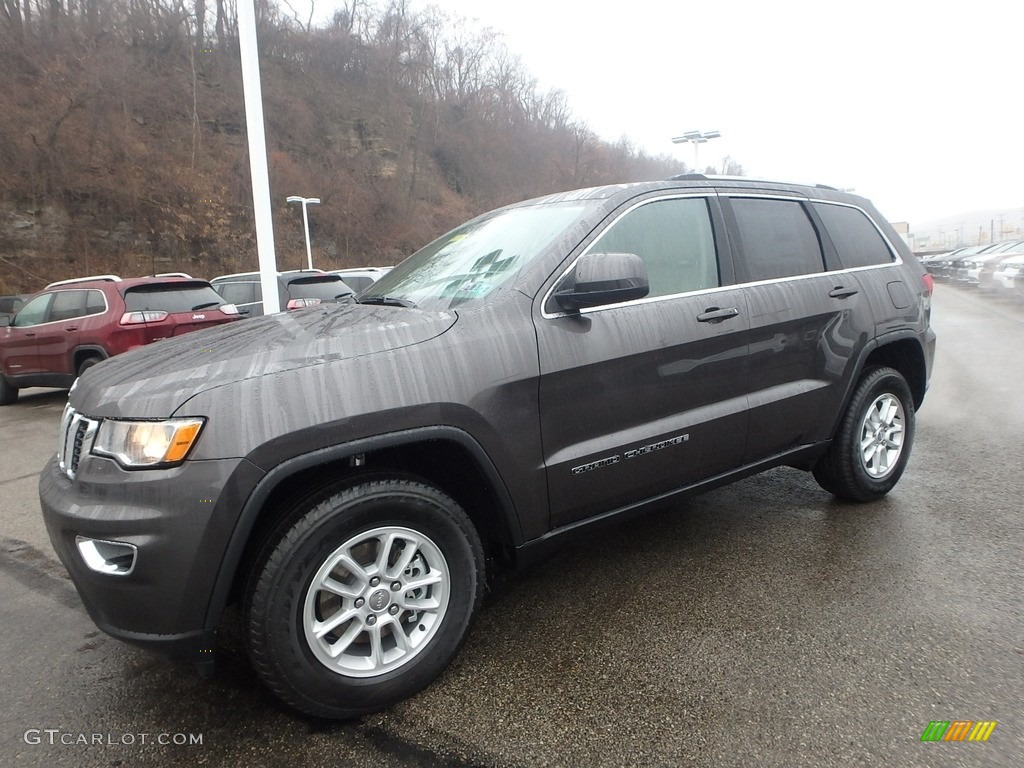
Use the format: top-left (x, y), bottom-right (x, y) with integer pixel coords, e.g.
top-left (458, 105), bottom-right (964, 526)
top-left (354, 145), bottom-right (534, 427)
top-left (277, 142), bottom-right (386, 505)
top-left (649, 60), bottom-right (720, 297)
top-left (357, 295), bottom-right (418, 308)
top-left (191, 301), bottom-right (223, 310)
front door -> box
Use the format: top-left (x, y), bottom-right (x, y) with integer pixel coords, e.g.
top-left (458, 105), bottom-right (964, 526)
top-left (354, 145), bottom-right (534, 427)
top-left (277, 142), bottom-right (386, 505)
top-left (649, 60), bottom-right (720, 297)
top-left (536, 195), bottom-right (751, 528)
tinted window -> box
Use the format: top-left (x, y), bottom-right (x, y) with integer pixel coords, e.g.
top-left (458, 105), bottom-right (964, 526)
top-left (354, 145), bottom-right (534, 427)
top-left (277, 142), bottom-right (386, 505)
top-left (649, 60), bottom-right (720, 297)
top-left (85, 290), bottom-right (106, 315)
top-left (216, 281), bottom-right (259, 306)
top-left (0, 297), bottom-right (23, 314)
top-left (594, 197), bottom-right (719, 298)
top-left (286, 277), bottom-right (354, 301)
top-left (12, 293), bottom-right (53, 327)
top-left (123, 283), bottom-right (226, 313)
top-left (731, 198), bottom-right (824, 282)
top-left (813, 203), bottom-right (894, 269)
top-left (49, 290), bottom-right (87, 322)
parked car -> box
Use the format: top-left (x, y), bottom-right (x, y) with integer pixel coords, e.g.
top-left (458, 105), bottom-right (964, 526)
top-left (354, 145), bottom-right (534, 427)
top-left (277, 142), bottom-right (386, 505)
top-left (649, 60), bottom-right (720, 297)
top-left (963, 242), bottom-right (1024, 288)
top-left (952, 241), bottom-right (1024, 282)
top-left (210, 270), bottom-right (354, 317)
top-left (0, 274), bottom-right (240, 405)
top-left (326, 267), bottom-right (393, 293)
top-left (931, 246), bottom-right (979, 279)
top-left (0, 294), bottom-right (28, 320)
top-left (40, 177), bottom-right (935, 719)
top-left (993, 254), bottom-right (1024, 294)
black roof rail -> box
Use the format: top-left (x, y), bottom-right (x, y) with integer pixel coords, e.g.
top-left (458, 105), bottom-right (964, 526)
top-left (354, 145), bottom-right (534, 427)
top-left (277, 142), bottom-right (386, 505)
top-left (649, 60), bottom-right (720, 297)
top-left (669, 173), bottom-right (709, 181)
top-left (814, 183), bottom-right (840, 191)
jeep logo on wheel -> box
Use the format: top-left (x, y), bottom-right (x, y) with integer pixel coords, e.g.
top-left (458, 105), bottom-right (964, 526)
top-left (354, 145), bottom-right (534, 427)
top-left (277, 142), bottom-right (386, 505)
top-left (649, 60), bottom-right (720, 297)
top-left (368, 589), bottom-right (390, 611)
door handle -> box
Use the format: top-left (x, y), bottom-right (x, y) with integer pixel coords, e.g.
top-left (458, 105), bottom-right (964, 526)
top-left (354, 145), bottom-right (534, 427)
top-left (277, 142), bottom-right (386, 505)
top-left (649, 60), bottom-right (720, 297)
top-left (65, 326), bottom-right (78, 331)
top-left (697, 306), bottom-right (740, 323)
top-left (828, 286), bottom-right (859, 299)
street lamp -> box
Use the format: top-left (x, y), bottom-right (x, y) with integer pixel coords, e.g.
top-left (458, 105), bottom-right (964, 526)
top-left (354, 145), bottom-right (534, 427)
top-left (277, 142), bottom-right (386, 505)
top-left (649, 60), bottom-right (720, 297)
top-left (286, 195), bottom-right (320, 270)
top-left (671, 130), bottom-right (721, 174)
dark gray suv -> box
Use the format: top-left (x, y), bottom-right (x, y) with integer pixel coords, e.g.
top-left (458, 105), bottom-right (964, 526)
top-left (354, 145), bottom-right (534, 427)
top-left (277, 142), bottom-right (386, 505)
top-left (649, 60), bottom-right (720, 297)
top-left (40, 177), bottom-right (935, 719)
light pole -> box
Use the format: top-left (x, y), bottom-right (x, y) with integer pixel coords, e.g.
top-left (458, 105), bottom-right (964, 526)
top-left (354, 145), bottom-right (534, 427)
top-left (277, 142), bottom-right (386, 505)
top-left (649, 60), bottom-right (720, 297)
top-left (671, 130), bottom-right (721, 174)
top-left (287, 195), bottom-right (320, 270)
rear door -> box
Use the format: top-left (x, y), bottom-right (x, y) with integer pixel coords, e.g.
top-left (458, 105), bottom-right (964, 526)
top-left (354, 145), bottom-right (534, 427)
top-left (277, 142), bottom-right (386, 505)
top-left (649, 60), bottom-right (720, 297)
top-left (536, 194), bottom-right (751, 528)
top-left (722, 195), bottom-right (874, 462)
top-left (34, 289), bottom-right (105, 375)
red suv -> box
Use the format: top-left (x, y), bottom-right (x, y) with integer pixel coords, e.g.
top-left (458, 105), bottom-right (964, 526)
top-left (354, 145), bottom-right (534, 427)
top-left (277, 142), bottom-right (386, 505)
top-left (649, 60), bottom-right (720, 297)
top-left (0, 274), bottom-right (240, 404)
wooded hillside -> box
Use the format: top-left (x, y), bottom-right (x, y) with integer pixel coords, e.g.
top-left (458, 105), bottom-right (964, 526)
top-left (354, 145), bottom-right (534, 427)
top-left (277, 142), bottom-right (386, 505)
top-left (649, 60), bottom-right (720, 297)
top-left (0, 0), bottom-right (722, 293)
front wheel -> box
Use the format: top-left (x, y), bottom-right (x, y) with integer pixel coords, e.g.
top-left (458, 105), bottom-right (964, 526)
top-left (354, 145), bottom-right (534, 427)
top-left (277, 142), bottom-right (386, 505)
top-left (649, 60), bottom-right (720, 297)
top-left (813, 366), bottom-right (916, 501)
top-left (244, 478), bottom-right (484, 719)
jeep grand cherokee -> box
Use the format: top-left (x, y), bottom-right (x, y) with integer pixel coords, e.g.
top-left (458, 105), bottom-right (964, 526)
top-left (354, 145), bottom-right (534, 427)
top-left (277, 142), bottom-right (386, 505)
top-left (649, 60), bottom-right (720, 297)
top-left (39, 177), bottom-right (935, 718)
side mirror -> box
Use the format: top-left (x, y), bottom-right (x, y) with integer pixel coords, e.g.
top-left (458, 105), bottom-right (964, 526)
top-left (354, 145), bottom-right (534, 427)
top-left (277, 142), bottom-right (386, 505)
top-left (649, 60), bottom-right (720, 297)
top-left (554, 252), bottom-right (649, 311)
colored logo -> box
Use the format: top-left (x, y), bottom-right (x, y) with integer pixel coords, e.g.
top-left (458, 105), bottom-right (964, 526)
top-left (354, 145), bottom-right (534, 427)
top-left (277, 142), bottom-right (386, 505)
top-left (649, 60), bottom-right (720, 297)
top-left (920, 721), bottom-right (997, 742)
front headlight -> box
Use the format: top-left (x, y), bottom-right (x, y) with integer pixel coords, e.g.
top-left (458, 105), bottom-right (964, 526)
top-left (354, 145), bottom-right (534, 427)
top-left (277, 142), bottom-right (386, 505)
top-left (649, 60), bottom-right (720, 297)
top-left (93, 418), bottom-right (205, 468)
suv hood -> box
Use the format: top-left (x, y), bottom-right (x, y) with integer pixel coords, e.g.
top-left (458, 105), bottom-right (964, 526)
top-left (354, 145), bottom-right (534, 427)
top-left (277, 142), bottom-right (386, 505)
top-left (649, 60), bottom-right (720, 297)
top-left (71, 304), bottom-right (457, 418)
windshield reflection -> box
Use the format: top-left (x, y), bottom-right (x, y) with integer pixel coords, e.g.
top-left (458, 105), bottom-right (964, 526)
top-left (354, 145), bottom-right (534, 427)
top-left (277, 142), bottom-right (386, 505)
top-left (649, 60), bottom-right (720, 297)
top-left (360, 202), bottom-right (588, 311)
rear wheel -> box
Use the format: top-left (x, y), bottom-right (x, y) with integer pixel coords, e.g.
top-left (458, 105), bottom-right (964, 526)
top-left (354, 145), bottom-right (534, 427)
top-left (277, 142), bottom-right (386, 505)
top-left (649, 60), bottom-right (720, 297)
top-left (0, 374), bottom-right (17, 405)
top-left (813, 366), bottom-right (915, 501)
top-left (76, 356), bottom-right (102, 377)
top-left (244, 478), bottom-right (484, 719)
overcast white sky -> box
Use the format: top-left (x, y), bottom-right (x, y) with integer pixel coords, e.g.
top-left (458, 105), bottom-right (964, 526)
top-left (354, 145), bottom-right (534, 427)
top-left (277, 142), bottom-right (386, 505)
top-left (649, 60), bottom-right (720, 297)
top-left (298, 0), bottom-right (1023, 227)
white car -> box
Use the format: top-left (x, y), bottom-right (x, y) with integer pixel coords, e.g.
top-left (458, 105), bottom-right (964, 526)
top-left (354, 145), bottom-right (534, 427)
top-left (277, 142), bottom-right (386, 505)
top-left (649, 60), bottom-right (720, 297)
top-left (965, 247), bottom-right (1024, 289)
top-left (992, 254), bottom-right (1024, 293)
top-left (326, 267), bottom-right (393, 292)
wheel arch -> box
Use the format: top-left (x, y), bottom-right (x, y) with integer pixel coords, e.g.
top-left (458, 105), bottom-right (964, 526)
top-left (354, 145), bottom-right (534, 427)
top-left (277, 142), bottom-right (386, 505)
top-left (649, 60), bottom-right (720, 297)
top-left (204, 426), bottom-right (523, 634)
top-left (825, 332), bottom-right (928, 441)
top-left (861, 335), bottom-right (927, 410)
top-left (72, 345), bottom-right (108, 372)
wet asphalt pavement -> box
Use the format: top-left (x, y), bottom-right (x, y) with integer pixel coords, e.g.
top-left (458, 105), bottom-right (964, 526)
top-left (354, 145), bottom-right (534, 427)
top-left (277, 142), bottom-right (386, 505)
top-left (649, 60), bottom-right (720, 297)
top-left (0, 284), bottom-right (1022, 768)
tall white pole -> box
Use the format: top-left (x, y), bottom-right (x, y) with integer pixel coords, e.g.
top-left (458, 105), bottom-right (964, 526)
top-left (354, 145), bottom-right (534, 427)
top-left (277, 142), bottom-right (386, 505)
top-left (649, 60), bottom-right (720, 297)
top-left (301, 203), bottom-right (312, 269)
top-left (237, 0), bottom-right (281, 314)
top-left (287, 196), bottom-right (320, 270)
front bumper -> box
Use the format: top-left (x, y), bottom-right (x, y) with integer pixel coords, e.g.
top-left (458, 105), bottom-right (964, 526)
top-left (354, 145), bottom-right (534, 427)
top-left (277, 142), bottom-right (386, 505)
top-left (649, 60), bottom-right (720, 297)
top-left (39, 452), bottom-right (262, 657)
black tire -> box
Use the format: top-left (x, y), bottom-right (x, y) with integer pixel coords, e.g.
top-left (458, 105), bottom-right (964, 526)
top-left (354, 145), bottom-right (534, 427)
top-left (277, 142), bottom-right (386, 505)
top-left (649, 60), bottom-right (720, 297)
top-left (244, 478), bottom-right (484, 719)
top-left (77, 356), bottom-right (102, 377)
top-left (0, 374), bottom-right (17, 406)
top-left (813, 366), bottom-right (915, 502)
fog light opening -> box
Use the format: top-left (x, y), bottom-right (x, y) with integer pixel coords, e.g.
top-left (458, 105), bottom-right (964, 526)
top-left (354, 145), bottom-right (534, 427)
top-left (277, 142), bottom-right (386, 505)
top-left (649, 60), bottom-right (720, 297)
top-left (75, 536), bottom-right (138, 576)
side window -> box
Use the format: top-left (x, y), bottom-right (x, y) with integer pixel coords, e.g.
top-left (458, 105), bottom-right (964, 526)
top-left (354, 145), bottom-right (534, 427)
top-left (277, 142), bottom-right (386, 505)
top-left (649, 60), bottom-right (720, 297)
top-left (593, 197), bottom-right (719, 299)
top-left (49, 290), bottom-right (87, 322)
top-left (730, 198), bottom-right (825, 282)
top-left (813, 203), bottom-right (895, 268)
top-left (12, 293), bottom-right (54, 327)
top-left (216, 282), bottom-right (257, 306)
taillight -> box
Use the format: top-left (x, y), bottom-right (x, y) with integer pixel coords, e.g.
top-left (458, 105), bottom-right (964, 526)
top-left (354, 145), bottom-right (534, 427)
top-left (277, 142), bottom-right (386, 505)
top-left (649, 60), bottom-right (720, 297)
top-left (286, 298), bottom-right (321, 310)
top-left (120, 310), bottom-right (169, 325)
top-left (219, 303), bottom-right (240, 315)
top-left (922, 273), bottom-right (934, 297)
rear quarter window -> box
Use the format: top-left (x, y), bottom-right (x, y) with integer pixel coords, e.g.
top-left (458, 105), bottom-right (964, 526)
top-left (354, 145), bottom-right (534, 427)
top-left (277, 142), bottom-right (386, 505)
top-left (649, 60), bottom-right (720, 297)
top-left (813, 203), bottom-right (895, 269)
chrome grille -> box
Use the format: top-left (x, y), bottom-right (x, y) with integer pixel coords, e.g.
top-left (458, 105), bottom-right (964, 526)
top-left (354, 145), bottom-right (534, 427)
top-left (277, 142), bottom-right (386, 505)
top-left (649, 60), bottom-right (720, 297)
top-left (58, 404), bottom-right (98, 479)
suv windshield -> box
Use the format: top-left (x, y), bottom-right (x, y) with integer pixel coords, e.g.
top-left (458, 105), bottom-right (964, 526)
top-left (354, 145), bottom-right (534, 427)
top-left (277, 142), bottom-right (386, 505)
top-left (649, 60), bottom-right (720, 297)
top-left (123, 283), bottom-right (227, 312)
top-left (361, 202), bottom-right (589, 310)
